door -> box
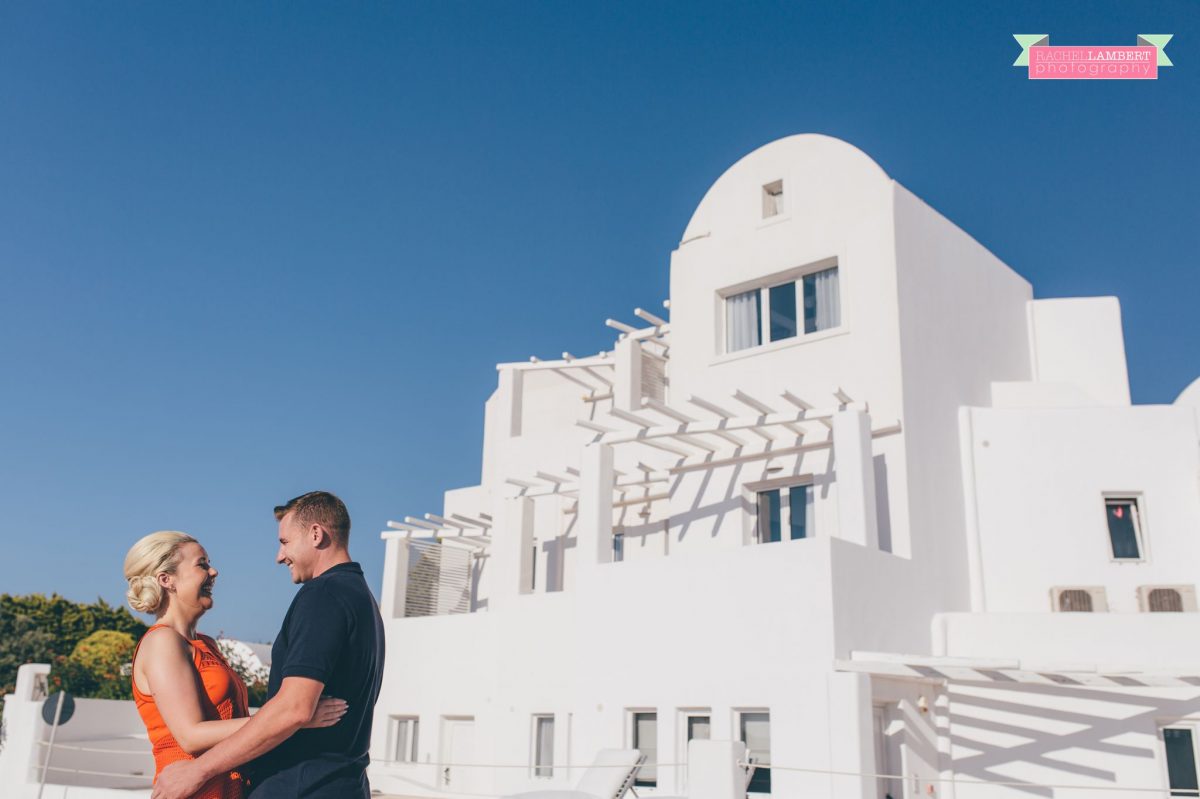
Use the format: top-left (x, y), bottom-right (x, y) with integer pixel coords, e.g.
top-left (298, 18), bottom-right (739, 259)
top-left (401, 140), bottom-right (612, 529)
top-left (440, 717), bottom-right (482, 793)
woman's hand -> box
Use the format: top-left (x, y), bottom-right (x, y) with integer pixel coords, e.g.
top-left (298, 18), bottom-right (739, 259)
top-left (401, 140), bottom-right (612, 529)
top-left (303, 696), bottom-right (349, 729)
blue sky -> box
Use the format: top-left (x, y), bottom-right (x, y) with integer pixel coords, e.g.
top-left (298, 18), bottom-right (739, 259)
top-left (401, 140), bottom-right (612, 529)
top-left (1, 2), bottom-right (1195, 641)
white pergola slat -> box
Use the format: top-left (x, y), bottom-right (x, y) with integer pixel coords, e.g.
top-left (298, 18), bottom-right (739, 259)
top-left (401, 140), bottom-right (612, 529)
top-left (836, 655), bottom-right (1200, 689)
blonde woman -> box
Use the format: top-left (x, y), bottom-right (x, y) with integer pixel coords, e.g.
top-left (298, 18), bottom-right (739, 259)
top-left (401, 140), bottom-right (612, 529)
top-left (124, 532), bottom-right (347, 799)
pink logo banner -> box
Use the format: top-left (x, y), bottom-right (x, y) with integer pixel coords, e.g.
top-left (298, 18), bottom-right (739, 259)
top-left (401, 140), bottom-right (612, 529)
top-left (1029, 46), bottom-right (1158, 79)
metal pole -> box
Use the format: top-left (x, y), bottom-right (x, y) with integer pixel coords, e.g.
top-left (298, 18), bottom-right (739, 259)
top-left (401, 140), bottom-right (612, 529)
top-left (36, 692), bottom-right (65, 799)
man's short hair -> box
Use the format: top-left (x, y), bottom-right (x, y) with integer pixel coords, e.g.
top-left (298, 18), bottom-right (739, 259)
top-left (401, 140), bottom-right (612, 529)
top-left (274, 491), bottom-right (351, 548)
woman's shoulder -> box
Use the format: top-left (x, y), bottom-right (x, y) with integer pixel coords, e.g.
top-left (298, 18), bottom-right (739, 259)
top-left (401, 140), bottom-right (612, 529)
top-left (138, 625), bottom-right (192, 659)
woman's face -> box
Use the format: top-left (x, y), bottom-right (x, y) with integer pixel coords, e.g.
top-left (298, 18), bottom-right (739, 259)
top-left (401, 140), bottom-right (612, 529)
top-left (161, 541), bottom-right (218, 613)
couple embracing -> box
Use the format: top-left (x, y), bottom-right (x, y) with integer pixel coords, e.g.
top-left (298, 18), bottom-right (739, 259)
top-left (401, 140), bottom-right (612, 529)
top-left (123, 491), bottom-right (385, 799)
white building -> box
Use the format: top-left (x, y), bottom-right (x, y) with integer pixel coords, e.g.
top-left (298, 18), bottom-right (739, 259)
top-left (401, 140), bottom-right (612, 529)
top-left (367, 134), bottom-right (1200, 799)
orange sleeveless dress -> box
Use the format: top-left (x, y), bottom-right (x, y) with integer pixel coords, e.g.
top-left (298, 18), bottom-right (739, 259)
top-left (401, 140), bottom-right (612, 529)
top-left (132, 625), bottom-right (249, 799)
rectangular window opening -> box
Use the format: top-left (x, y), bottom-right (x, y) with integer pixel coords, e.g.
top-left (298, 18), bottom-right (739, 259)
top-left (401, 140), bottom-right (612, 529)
top-left (613, 532), bottom-right (625, 563)
top-left (768, 281), bottom-right (798, 342)
top-left (762, 180), bottom-right (784, 218)
top-left (802, 266), bottom-right (841, 334)
top-left (726, 289), bottom-right (762, 353)
top-left (1106, 497), bottom-right (1143, 559)
top-left (756, 483), bottom-right (814, 544)
top-left (740, 711), bottom-right (771, 794)
top-left (1164, 727), bottom-right (1199, 797)
top-left (632, 711), bottom-right (658, 787)
top-left (388, 716), bottom-right (419, 764)
top-left (533, 715), bottom-right (554, 778)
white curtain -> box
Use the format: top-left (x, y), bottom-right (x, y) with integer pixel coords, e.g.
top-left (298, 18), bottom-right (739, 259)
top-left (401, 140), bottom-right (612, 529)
top-left (808, 267), bottom-right (840, 332)
top-left (726, 289), bottom-right (761, 352)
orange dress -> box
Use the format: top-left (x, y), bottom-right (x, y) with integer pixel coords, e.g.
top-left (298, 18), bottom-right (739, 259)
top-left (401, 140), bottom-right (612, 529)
top-left (132, 624), bottom-right (249, 799)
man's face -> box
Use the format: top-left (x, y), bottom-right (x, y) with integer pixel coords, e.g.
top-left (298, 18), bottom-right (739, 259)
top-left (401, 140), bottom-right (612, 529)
top-left (276, 511), bottom-right (318, 583)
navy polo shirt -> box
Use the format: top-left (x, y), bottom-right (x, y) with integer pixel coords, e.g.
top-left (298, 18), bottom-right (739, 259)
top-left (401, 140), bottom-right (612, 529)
top-left (247, 562), bottom-right (386, 798)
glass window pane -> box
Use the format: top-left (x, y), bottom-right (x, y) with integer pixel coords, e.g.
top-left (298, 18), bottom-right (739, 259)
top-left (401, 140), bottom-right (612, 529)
top-left (634, 712), bottom-right (657, 786)
top-left (726, 290), bottom-right (762, 352)
top-left (788, 485), bottom-right (812, 540)
top-left (613, 533), bottom-right (624, 563)
top-left (411, 720), bottom-right (419, 762)
top-left (741, 712), bottom-right (771, 793)
top-left (688, 715), bottom-right (711, 741)
top-left (803, 267), bottom-right (841, 334)
top-left (757, 490), bottom-right (781, 543)
top-left (1106, 500), bottom-right (1141, 559)
top-left (535, 716), bottom-right (554, 777)
top-left (634, 714), bottom-right (657, 784)
top-left (768, 282), bottom-right (798, 342)
top-left (1165, 728), bottom-right (1199, 796)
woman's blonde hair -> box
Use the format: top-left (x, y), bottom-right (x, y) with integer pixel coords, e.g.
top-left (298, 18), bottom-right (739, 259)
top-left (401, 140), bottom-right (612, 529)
top-left (124, 531), bottom-right (197, 615)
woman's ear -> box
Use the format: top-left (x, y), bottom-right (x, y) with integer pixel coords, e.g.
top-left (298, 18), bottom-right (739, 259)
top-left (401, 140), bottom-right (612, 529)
top-left (157, 572), bottom-right (174, 593)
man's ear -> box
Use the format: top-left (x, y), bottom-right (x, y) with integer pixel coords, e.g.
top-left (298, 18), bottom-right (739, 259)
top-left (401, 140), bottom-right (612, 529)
top-left (311, 523), bottom-right (331, 549)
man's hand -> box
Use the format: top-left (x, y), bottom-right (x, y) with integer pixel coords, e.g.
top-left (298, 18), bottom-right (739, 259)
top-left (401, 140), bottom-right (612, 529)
top-left (151, 760), bottom-right (208, 799)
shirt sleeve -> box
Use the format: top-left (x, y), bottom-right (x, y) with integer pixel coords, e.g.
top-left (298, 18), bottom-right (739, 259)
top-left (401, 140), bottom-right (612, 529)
top-left (278, 583), bottom-right (350, 685)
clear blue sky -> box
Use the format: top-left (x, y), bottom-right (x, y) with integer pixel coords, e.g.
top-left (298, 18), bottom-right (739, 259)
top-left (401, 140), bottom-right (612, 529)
top-left (1, 2), bottom-right (1195, 642)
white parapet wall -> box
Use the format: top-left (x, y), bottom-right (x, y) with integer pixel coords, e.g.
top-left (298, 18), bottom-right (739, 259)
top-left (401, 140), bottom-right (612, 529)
top-left (1, 664), bottom-right (153, 799)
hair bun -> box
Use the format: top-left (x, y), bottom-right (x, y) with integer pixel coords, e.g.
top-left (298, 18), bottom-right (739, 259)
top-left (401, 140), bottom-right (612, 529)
top-left (126, 575), bottom-right (164, 615)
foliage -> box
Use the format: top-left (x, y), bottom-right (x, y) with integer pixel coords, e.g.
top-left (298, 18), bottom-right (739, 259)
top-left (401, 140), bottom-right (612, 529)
top-left (0, 609), bottom-right (56, 699)
top-left (215, 639), bottom-right (271, 707)
top-left (0, 594), bottom-right (149, 711)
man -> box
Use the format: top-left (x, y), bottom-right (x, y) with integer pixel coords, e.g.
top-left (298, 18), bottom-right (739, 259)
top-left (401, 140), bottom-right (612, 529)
top-left (153, 491), bottom-right (386, 798)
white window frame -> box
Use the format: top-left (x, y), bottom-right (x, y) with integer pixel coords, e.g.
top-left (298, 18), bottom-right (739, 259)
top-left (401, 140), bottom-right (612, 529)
top-left (387, 715), bottom-right (420, 764)
top-left (745, 475), bottom-right (817, 546)
top-left (1159, 723), bottom-right (1200, 797)
top-left (734, 708), bottom-right (772, 795)
top-left (716, 257), bottom-right (843, 359)
top-left (531, 713), bottom-right (555, 779)
top-left (628, 708), bottom-right (658, 787)
top-left (676, 707), bottom-right (713, 790)
top-left (1103, 493), bottom-right (1147, 563)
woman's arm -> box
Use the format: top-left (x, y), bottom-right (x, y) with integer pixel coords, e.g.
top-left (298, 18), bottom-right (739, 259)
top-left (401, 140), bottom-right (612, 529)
top-left (139, 629), bottom-right (345, 755)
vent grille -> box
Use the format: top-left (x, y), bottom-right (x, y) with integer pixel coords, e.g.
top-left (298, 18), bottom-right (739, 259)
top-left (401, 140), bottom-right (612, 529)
top-left (404, 540), bottom-right (473, 618)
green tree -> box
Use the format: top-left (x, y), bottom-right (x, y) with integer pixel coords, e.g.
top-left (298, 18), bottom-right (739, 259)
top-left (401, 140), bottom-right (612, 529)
top-left (0, 608), bottom-right (56, 698)
top-left (0, 594), bottom-right (149, 714)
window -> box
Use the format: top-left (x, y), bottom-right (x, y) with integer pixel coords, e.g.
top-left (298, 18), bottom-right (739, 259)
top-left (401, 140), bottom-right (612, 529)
top-left (533, 715), bottom-right (554, 778)
top-left (768, 281), bottom-right (797, 341)
top-left (387, 716), bottom-right (419, 764)
top-left (762, 180), bottom-right (784, 218)
top-left (739, 711), bottom-right (771, 793)
top-left (723, 266), bottom-right (841, 353)
top-left (756, 484), bottom-right (813, 543)
top-left (613, 532), bottom-right (625, 563)
top-left (802, 267), bottom-right (841, 333)
top-left (1163, 727), bottom-right (1199, 797)
top-left (726, 289), bottom-right (762, 352)
top-left (679, 711), bottom-right (711, 792)
top-left (1105, 497), bottom-right (1143, 559)
top-left (632, 711), bottom-right (657, 787)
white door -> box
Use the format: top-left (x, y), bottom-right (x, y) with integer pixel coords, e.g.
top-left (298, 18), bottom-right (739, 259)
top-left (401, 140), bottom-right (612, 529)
top-left (440, 717), bottom-right (482, 793)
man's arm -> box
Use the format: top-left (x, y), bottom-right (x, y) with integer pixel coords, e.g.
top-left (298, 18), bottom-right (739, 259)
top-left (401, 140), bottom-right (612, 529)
top-left (151, 676), bottom-right (325, 799)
